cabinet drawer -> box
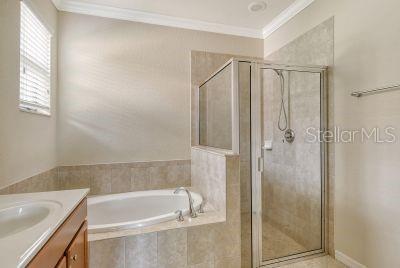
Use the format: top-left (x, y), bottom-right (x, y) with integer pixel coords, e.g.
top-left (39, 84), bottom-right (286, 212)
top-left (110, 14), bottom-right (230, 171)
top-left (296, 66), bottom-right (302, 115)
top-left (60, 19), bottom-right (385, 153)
top-left (67, 221), bottom-right (88, 268)
top-left (56, 256), bottom-right (67, 268)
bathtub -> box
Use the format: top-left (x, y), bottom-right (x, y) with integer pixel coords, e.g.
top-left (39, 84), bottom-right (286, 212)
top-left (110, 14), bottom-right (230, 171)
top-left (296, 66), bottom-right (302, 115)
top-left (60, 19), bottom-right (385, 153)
top-left (88, 189), bottom-right (203, 233)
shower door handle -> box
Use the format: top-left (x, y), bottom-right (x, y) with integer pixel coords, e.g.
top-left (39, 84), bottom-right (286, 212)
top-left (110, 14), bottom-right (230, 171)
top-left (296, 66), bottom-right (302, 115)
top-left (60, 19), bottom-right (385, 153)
top-left (257, 157), bottom-right (264, 172)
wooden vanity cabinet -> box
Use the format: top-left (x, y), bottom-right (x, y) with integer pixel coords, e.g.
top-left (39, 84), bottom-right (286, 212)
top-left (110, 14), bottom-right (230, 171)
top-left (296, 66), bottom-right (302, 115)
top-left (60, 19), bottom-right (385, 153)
top-left (56, 256), bottom-right (67, 268)
top-left (28, 199), bottom-right (88, 268)
top-left (66, 221), bottom-right (88, 268)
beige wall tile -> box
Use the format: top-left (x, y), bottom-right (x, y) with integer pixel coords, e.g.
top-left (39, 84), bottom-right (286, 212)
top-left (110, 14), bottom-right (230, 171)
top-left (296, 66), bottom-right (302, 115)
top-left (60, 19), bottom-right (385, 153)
top-left (241, 212), bottom-right (252, 268)
top-left (226, 155), bottom-right (240, 186)
top-left (7, 178), bottom-right (33, 194)
top-left (89, 238), bottom-right (125, 268)
top-left (226, 183), bottom-right (241, 225)
top-left (0, 187), bottom-right (10, 195)
top-left (130, 167), bottom-right (150, 191)
top-left (212, 222), bottom-right (241, 260)
top-left (188, 262), bottom-right (214, 268)
top-left (157, 228), bottom-right (188, 268)
top-left (91, 166), bottom-right (112, 195)
top-left (214, 256), bottom-right (241, 268)
top-left (165, 164), bottom-right (191, 188)
top-left (191, 148), bottom-right (227, 215)
top-left (2, 160), bottom-right (190, 196)
top-left (0, 168), bottom-right (59, 195)
top-left (111, 167), bottom-right (131, 194)
top-left (59, 167), bottom-right (91, 191)
top-left (148, 166), bottom-right (169, 189)
top-left (187, 225), bottom-right (214, 266)
top-left (125, 233), bottom-right (157, 268)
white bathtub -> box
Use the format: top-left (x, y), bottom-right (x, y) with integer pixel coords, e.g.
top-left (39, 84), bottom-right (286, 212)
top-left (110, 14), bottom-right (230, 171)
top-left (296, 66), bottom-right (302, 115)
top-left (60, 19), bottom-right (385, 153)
top-left (88, 189), bottom-right (203, 233)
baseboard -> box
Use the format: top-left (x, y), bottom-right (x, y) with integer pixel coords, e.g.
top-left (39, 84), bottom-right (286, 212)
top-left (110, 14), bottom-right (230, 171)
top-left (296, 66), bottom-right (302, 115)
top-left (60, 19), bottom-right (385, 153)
top-left (335, 250), bottom-right (367, 268)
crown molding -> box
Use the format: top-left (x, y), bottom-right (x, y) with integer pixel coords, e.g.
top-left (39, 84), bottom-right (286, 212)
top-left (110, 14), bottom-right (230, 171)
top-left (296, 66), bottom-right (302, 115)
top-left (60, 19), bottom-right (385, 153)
top-left (52, 0), bottom-right (263, 39)
top-left (262, 0), bottom-right (315, 39)
top-left (51, 0), bottom-right (62, 9)
top-left (51, 0), bottom-right (314, 40)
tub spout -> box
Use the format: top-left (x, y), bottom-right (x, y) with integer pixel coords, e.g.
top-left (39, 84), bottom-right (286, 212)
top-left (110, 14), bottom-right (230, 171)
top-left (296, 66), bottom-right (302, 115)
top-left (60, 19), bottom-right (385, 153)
top-left (173, 187), bottom-right (197, 218)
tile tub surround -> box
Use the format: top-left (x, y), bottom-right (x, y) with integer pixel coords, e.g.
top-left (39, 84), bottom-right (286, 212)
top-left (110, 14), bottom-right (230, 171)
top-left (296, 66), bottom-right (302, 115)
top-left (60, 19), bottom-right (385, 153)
top-left (0, 168), bottom-right (59, 195)
top-left (90, 223), bottom-right (242, 268)
top-left (191, 146), bottom-right (240, 218)
top-left (89, 147), bottom-right (241, 268)
top-left (89, 146), bottom-right (240, 242)
top-left (0, 160), bottom-right (191, 196)
top-left (58, 160), bottom-right (191, 195)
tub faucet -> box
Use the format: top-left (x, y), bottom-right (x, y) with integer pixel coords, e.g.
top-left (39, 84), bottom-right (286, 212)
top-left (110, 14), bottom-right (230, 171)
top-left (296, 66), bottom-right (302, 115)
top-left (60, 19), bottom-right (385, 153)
top-left (173, 187), bottom-right (197, 218)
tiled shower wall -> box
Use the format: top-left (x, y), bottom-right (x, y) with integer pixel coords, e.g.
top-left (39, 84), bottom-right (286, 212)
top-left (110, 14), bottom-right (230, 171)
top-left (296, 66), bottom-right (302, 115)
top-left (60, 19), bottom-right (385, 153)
top-left (191, 51), bottom-right (254, 267)
top-left (264, 18), bottom-right (334, 253)
top-left (262, 68), bottom-right (322, 250)
top-left (0, 160), bottom-right (191, 195)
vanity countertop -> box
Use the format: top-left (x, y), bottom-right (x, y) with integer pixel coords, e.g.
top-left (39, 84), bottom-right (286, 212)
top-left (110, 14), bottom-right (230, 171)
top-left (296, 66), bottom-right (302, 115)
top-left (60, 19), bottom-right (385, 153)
top-left (0, 189), bottom-right (89, 268)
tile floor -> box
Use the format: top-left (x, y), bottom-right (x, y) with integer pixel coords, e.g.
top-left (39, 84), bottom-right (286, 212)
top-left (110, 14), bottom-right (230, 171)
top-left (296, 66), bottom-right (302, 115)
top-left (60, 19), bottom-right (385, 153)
top-left (262, 222), bottom-right (306, 260)
top-left (280, 256), bottom-right (346, 268)
top-left (261, 222), bottom-right (346, 268)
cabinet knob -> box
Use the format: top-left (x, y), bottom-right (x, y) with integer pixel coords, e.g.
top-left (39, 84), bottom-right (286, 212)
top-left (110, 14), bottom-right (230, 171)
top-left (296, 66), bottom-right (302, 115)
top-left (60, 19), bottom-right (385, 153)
top-left (71, 254), bottom-right (78, 261)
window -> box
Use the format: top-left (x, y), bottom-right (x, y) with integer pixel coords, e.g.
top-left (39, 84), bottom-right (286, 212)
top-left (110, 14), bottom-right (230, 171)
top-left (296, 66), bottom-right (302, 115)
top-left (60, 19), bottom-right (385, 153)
top-left (20, 1), bottom-right (52, 115)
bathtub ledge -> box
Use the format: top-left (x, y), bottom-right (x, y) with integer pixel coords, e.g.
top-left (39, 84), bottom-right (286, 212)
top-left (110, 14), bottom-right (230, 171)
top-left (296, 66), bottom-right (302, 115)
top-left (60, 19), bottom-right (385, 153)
top-left (88, 205), bottom-right (225, 241)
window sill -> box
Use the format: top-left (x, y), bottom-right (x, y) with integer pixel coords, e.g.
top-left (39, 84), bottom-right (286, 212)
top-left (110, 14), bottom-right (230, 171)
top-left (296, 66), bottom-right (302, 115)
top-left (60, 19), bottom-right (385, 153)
top-left (19, 106), bottom-right (51, 117)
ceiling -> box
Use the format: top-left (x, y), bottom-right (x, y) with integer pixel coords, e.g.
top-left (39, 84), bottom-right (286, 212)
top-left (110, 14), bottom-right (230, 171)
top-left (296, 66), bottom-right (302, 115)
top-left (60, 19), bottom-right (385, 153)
top-left (52, 0), bottom-right (314, 39)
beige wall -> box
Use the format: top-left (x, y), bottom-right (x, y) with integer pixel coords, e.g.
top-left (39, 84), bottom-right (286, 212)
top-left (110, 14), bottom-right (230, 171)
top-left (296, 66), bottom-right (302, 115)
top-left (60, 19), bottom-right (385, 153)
top-left (0, 0), bottom-right (58, 189)
top-left (57, 12), bottom-right (263, 165)
top-left (264, 0), bottom-right (400, 266)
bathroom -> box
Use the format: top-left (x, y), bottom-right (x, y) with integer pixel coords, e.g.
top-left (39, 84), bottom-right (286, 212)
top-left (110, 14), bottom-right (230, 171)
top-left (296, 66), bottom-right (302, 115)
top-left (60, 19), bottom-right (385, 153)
top-left (1, 0), bottom-right (400, 267)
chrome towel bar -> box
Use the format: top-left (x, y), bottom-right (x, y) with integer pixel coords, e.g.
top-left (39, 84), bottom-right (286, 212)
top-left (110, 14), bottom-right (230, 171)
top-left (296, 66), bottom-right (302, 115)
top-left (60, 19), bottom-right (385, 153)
top-left (351, 83), bottom-right (400, 97)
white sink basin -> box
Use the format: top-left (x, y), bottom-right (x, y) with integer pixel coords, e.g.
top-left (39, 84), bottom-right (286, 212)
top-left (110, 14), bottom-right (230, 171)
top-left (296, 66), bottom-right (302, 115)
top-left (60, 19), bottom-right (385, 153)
top-left (0, 201), bottom-right (61, 239)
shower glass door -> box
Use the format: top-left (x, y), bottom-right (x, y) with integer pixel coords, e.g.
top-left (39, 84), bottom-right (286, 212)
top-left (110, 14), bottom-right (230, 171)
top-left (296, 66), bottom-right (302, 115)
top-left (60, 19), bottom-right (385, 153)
top-left (252, 63), bottom-right (328, 267)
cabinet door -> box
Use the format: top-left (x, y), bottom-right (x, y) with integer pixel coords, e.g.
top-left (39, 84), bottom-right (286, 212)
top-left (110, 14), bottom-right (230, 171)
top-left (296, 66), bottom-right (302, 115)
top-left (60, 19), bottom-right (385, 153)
top-left (66, 221), bottom-right (88, 268)
top-left (28, 199), bottom-right (87, 268)
top-left (56, 256), bottom-right (67, 268)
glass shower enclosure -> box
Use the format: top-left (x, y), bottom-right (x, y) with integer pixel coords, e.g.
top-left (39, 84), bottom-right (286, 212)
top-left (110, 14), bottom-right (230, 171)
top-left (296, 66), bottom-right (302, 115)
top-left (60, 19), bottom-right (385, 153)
top-left (252, 62), bottom-right (328, 267)
top-left (197, 59), bottom-right (328, 267)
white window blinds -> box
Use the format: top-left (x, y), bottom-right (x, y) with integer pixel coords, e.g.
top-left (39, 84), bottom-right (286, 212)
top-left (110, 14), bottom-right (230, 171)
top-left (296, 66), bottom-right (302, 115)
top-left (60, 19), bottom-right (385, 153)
top-left (20, 1), bottom-right (52, 115)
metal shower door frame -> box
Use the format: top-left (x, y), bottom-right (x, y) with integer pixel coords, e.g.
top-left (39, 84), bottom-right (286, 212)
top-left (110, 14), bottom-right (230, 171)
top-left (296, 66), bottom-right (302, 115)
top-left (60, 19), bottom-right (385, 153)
top-left (251, 61), bottom-right (328, 268)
